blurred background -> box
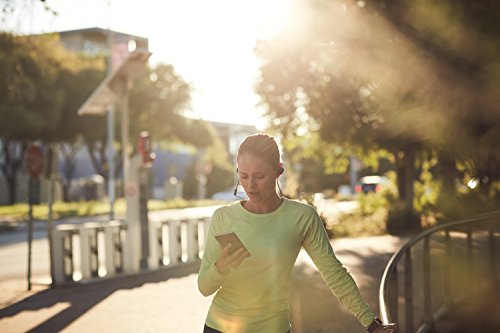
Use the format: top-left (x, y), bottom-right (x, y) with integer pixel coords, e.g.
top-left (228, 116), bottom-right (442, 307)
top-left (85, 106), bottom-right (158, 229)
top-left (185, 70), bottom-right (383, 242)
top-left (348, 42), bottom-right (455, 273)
top-left (1, 2), bottom-right (500, 332)
top-left (0, 0), bottom-right (499, 234)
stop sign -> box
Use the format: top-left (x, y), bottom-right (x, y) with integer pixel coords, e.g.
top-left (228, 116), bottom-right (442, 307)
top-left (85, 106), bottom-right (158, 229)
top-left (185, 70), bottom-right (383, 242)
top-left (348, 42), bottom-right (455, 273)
top-left (26, 144), bottom-right (43, 178)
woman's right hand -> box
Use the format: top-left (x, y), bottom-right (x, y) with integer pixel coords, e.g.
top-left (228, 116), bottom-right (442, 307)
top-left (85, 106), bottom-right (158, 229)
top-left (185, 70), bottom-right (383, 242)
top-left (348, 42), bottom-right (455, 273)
top-left (215, 244), bottom-right (250, 275)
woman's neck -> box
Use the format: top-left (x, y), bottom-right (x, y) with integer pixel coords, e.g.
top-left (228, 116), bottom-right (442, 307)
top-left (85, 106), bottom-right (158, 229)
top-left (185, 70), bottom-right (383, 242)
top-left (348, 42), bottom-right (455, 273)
top-left (243, 194), bottom-right (283, 214)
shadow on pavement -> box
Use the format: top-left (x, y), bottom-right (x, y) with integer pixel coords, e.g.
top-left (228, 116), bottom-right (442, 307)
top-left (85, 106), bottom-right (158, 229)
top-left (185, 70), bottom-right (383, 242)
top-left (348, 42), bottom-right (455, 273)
top-left (0, 262), bottom-right (200, 333)
top-left (289, 245), bottom-right (396, 333)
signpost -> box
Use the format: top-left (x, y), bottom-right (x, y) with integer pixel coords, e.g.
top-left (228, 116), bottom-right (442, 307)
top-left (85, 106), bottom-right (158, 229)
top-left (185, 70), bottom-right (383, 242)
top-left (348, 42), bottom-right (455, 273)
top-left (25, 143), bottom-right (43, 290)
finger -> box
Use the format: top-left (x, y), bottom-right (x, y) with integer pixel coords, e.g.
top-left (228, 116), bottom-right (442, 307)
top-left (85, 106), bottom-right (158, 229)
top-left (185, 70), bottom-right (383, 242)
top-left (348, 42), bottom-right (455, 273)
top-left (224, 248), bottom-right (246, 266)
top-left (226, 247), bottom-right (244, 261)
top-left (220, 243), bottom-right (232, 256)
top-left (232, 250), bottom-right (250, 267)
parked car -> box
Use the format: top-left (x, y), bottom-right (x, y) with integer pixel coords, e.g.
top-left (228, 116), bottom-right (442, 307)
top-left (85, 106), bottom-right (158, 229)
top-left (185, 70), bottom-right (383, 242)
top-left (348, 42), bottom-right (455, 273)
top-left (355, 175), bottom-right (389, 194)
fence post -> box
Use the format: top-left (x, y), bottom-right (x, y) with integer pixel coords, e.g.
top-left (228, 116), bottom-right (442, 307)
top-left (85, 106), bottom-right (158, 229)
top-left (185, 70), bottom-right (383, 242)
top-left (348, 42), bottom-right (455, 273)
top-left (466, 226), bottom-right (473, 285)
top-left (389, 271), bottom-right (399, 324)
top-left (443, 229), bottom-right (453, 306)
top-left (52, 227), bottom-right (74, 285)
top-left (186, 219), bottom-right (200, 261)
top-left (168, 220), bottom-right (182, 265)
top-left (404, 250), bottom-right (414, 333)
top-left (104, 220), bottom-right (123, 276)
top-left (148, 221), bottom-right (161, 269)
top-left (489, 225), bottom-right (497, 284)
top-left (80, 224), bottom-right (99, 280)
top-left (423, 236), bottom-right (437, 332)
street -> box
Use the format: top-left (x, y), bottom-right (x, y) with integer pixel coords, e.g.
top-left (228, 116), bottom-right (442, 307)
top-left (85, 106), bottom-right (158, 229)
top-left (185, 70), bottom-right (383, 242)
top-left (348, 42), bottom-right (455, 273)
top-left (0, 205), bottom-right (220, 282)
top-left (0, 235), bottom-right (405, 333)
top-left (0, 200), bottom-right (357, 283)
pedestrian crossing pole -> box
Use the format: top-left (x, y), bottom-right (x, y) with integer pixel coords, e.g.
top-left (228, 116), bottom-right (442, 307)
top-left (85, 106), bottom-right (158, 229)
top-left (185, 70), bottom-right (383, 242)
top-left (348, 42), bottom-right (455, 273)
top-left (25, 143), bottom-right (43, 290)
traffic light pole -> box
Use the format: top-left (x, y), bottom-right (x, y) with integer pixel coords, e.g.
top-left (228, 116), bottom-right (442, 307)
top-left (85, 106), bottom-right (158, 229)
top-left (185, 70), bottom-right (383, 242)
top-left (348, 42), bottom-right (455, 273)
top-left (26, 177), bottom-right (38, 290)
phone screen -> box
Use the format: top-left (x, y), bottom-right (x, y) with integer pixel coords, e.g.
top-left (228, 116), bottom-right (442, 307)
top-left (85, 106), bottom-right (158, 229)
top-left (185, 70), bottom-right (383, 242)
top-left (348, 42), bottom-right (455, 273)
top-left (215, 232), bottom-right (250, 256)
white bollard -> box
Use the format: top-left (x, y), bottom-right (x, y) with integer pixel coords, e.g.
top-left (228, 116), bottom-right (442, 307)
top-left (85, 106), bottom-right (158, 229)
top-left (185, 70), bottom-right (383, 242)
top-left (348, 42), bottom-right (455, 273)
top-left (52, 226), bottom-right (73, 285)
top-left (168, 220), bottom-right (182, 265)
top-left (123, 155), bottom-right (143, 273)
top-left (148, 221), bottom-right (161, 269)
top-left (186, 219), bottom-right (200, 261)
top-left (79, 223), bottom-right (99, 280)
top-left (104, 220), bottom-right (122, 276)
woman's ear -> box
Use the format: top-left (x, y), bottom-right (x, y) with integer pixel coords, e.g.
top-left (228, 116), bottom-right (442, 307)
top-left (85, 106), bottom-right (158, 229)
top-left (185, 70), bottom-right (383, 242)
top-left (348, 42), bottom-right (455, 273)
top-left (277, 162), bottom-right (284, 176)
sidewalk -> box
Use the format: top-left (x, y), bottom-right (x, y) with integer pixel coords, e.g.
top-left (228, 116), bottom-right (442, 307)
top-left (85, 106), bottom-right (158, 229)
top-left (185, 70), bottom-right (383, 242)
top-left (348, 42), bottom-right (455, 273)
top-left (0, 235), bottom-right (406, 333)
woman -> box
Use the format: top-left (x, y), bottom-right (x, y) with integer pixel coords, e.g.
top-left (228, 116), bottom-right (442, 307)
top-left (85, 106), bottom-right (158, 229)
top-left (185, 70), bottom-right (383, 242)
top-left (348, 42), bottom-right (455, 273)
top-left (198, 133), bottom-right (394, 333)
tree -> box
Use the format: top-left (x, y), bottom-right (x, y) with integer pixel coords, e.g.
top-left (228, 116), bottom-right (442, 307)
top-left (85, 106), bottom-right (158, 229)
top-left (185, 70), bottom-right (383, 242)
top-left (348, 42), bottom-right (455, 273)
top-left (0, 31), bottom-right (219, 203)
top-left (76, 62), bottom-right (217, 196)
top-left (0, 32), bottom-right (69, 203)
top-left (128, 63), bottom-right (214, 147)
top-left (255, 0), bottom-right (500, 228)
top-left (1, 0), bottom-right (57, 23)
top-left (53, 58), bottom-right (107, 201)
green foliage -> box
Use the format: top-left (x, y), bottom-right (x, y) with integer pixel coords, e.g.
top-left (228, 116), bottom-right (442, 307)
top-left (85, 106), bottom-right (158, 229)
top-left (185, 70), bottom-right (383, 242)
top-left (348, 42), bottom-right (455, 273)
top-left (0, 32), bottom-right (69, 140)
top-left (331, 209), bottom-right (387, 239)
top-left (413, 160), bottom-right (440, 214)
top-left (434, 187), bottom-right (500, 222)
top-left (358, 192), bottom-right (388, 216)
top-left (129, 63), bottom-right (215, 148)
top-left (0, 198), bottom-right (220, 222)
top-left (255, 0), bottom-right (500, 216)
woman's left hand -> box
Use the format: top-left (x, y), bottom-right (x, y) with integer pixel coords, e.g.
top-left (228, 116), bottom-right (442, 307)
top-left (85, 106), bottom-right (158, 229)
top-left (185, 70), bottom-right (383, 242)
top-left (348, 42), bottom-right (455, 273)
top-left (373, 325), bottom-right (397, 333)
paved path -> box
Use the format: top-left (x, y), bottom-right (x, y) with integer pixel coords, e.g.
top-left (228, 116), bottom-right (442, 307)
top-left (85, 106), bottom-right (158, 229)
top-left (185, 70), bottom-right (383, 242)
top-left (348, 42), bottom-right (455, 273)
top-left (0, 235), bottom-right (406, 333)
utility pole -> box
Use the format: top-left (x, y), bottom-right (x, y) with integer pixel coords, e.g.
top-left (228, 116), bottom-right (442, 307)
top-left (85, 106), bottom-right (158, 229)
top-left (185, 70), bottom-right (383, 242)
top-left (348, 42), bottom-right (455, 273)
top-left (107, 0), bottom-right (116, 220)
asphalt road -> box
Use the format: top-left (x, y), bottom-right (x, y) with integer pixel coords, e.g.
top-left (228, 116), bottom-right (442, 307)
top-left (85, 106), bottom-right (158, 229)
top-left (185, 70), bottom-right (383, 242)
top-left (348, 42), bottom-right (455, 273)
top-left (0, 205), bottom-right (220, 282)
top-left (0, 200), bottom-right (356, 282)
top-left (0, 235), bottom-right (405, 333)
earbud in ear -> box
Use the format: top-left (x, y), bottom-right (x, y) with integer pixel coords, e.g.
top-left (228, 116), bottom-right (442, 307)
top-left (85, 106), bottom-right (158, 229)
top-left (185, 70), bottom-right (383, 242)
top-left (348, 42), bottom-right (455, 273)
top-left (277, 167), bottom-right (284, 175)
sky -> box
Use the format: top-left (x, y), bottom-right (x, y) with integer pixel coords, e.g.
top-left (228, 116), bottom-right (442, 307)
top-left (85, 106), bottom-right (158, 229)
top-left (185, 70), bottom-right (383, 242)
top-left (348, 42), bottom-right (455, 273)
top-left (2, 0), bottom-right (293, 128)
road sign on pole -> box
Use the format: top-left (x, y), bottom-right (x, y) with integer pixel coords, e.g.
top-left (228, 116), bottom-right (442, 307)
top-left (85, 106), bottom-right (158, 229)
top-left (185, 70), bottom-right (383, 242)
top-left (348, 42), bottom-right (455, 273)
top-left (26, 143), bottom-right (43, 179)
top-left (25, 143), bottom-right (43, 290)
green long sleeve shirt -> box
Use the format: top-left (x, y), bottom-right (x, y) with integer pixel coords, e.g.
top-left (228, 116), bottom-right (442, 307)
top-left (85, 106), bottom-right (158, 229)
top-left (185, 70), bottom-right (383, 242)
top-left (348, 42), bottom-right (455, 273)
top-left (198, 198), bottom-right (375, 332)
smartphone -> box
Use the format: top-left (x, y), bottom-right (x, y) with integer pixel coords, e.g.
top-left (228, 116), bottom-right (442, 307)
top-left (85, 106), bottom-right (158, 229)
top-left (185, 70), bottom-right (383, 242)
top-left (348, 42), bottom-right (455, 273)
top-left (215, 232), bottom-right (250, 256)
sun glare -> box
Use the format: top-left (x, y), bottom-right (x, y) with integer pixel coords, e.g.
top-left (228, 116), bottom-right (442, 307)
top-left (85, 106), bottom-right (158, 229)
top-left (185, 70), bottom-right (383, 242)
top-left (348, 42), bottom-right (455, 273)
top-left (250, 0), bottom-right (294, 40)
top-left (0, 0), bottom-right (295, 127)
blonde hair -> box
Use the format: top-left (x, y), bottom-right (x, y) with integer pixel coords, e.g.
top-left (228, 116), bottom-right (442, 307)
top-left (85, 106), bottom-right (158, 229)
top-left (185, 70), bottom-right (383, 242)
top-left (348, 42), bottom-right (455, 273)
top-left (236, 133), bottom-right (281, 169)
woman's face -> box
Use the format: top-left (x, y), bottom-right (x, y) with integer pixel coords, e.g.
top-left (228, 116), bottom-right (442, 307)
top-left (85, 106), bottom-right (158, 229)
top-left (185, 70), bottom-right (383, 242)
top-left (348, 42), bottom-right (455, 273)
top-left (237, 153), bottom-right (278, 203)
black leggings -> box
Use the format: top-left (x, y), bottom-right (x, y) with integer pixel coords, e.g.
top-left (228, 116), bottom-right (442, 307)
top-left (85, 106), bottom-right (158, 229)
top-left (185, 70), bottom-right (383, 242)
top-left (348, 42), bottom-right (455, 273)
top-left (203, 324), bottom-right (290, 333)
top-left (203, 325), bottom-right (221, 333)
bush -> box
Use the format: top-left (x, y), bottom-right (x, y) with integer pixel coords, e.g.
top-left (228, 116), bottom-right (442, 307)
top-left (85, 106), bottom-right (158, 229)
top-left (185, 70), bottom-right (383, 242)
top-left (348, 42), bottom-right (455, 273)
top-left (386, 202), bottom-right (421, 236)
top-left (332, 209), bottom-right (387, 238)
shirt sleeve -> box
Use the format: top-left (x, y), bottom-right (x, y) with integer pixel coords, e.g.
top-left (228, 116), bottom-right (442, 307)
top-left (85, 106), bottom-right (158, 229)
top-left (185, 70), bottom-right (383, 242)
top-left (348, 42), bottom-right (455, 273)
top-left (301, 206), bottom-right (376, 328)
top-left (197, 209), bottom-right (229, 296)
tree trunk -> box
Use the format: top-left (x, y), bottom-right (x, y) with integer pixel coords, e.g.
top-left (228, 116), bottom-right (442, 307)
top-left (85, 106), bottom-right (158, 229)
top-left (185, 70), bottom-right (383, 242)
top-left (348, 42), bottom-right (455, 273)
top-left (403, 146), bottom-right (415, 210)
top-left (388, 145), bottom-right (420, 235)
top-left (0, 139), bottom-right (27, 204)
top-left (60, 142), bottom-right (83, 202)
top-left (438, 153), bottom-right (457, 193)
top-left (395, 146), bottom-right (415, 211)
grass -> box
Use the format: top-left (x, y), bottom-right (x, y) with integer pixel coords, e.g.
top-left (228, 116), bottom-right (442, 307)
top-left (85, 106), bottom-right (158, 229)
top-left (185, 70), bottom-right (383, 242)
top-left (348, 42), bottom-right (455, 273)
top-left (0, 198), bottom-right (224, 223)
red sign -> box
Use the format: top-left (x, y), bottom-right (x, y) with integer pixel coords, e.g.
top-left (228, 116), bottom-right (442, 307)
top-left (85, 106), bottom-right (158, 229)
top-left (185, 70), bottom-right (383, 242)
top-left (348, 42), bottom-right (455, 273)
top-left (138, 131), bottom-right (155, 165)
top-left (26, 144), bottom-right (43, 178)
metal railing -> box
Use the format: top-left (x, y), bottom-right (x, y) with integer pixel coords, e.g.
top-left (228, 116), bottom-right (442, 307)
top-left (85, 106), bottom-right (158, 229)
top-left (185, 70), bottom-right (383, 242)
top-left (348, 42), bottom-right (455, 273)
top-left (51, 216), bottom-right (211, 285)
top-left (379, 211), bottom-right (500, 333)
